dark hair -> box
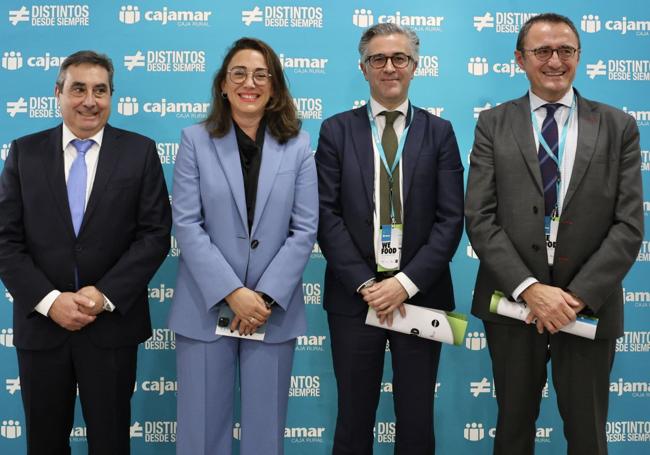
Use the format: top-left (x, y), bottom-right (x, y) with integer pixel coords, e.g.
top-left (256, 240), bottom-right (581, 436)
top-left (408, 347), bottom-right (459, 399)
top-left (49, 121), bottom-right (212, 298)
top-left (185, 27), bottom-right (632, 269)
top-left (516, 13), bottom-right (581, 52)
top-left (204, 37), bottom-right (300, 144)
top-left (56, 50), bottom-right (114, 93)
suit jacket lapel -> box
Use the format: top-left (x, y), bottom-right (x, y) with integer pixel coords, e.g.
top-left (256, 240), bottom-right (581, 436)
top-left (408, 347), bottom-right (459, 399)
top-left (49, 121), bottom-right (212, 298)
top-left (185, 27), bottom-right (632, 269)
top-left (212, 128), bottom-right (248, 231)
top-left (510, 94), bottom-right (543, 195)
top-left (562, 94), bottom-right (600, 211)
top-left (350, 107), bottom-right (374, 209)
top-left (44, 125), bottom-right (76, 239)
top-left (250, 132), bottom-right (283, 236)
top-left (402, 104), bottom-right (423, 203)
top-left (82, 124), bottom-right (120, 233)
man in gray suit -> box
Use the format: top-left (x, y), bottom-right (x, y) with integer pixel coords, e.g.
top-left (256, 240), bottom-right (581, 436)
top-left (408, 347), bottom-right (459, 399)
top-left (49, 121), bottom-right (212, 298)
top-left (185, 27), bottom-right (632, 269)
top-left (465, 13), bottom-right (643, 455)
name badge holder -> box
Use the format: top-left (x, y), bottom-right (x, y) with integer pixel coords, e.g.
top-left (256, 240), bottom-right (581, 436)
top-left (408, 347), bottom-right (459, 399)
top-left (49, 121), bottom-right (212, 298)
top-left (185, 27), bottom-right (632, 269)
top-left (367, 103), bottom-right (412, 272)
top-left (531, 97), bottom-right (576, 265)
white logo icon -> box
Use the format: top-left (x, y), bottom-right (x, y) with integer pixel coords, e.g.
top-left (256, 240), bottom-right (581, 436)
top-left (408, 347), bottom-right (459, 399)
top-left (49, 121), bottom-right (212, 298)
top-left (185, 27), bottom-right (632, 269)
top-left (466, 244), bottom-right (479, 260)
top-left (1, 144), bottom-right (9, 161)
top-left (241, 6), bottom-right (263, 26)
top-left (6, 97), bottom-right (28, 117)
top-left (233, 422), bottom-right (242, 440)
top-left (465, 331), bottom-right (487, 350)
top-left (124, 51), bottom-right (145, 71)
top-left (581, 14), bottom-right (601, 33)
top-left (473, 12), bottom-right (495, 32)
top-left (464, 422), bottom-right (485, 441)
top-left (352, 100), bottom-right (367, 109)
top-left (469, 377), bottom-right (491, 397)
top-left (5, 377), bottom-right (20, 394)
top-left (586, 60), bottom-right (607, 79)
top-left (117, 97), bottom-right (139, 116)
top-left (129, 421), bottom-right (143, 438)
top-left (119, 5), bottom-right (141, 24)
top-left (352, 8), bottom-right (373, 27)
top-left (4, 290), bottom-right (13, 302)
top-left (2, 51), bottom-right (23, 70)
top-left (0, 420), bottom-right (22, 439)
top-left (8, 6), bottom-right (30, 26)
top-left (468, 57), bottom-right (489, 76)
top-left (473, 103), bottom-right (493, 119)
top-left (0, 328), bottom-right (13, 347)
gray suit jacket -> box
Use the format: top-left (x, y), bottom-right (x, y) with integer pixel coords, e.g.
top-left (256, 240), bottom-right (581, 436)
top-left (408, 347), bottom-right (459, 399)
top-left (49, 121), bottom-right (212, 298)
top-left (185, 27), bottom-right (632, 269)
top-left (465, 90), bottom-right (643, 339)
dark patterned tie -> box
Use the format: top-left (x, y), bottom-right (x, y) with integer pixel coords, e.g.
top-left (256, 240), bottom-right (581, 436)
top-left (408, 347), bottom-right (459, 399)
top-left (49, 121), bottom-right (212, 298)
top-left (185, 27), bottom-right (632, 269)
top-left (538, 104), bottom-right (561, 216)
top-left (379, 111), bottom-right (402, 224)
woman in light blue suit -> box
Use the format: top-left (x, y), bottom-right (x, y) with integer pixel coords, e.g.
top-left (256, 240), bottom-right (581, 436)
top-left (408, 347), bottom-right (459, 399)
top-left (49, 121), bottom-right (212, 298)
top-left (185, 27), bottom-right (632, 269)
top-left (168, 37), bottom-right (318, 455)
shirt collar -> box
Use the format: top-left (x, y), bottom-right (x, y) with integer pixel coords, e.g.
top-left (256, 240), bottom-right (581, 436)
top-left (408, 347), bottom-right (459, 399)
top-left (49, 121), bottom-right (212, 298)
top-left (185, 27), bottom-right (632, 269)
top-left (369, 97), bottom-right (409, 120)
top-left (62, 123), bottom-right (105, 150)
top-left (529, 87), bottom-right (574, 112)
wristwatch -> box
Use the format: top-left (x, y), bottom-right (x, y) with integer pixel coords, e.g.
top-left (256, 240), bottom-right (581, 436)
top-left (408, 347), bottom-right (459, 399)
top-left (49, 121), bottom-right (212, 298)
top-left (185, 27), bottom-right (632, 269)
top-left (260, 293), bottom-right (276, 309)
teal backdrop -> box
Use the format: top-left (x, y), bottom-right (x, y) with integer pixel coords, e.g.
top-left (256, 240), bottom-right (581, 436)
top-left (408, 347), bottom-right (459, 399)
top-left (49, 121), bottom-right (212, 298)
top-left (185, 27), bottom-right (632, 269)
top-left (1, 1), bottom-right (649, 453)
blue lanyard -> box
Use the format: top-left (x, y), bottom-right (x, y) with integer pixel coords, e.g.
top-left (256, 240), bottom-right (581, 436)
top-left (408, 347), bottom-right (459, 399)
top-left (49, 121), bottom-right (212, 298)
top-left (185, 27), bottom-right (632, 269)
top-left (530, 96), bottom-right (576, 215)
top-left (367, 103), bottom-right (412, 223)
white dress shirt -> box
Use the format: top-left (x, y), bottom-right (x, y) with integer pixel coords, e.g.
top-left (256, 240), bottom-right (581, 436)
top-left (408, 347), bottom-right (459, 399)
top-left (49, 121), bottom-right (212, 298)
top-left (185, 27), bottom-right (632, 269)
top-left (34, 124), bottom-right (114, 316)
top-left (359, 97), bottom-right (419, 298)
top-left (513, 87), bottom-right (579, 300)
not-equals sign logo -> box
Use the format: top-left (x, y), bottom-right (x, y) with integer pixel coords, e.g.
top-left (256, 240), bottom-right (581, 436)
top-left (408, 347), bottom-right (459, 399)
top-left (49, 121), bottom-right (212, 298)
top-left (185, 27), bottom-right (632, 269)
top-left (473, 102), bottom-right (493, 119)
top-left (586, 60), bottom-right (607, 79)
top-left (130, 421), bottom-right (144, 438)
top-left (124, 51), bottom-right (145, 71)
top-left (473, 12), bottom-right (494, 32)
top-left (5, 377), bottom-right (20, 395)
top-left (8, 6), bottom-right (30, 26)
top-left (6, 97), bottom-right (28, 117)
top-left (242, 6), bottom-right (263, 26)
top-left (469, 377), bottom-right (492, 397)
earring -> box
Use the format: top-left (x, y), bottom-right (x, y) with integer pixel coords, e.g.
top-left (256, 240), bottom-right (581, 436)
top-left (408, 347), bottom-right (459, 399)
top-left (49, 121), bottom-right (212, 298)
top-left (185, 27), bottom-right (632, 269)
top-left (221, 92), bottom-right (227, 99)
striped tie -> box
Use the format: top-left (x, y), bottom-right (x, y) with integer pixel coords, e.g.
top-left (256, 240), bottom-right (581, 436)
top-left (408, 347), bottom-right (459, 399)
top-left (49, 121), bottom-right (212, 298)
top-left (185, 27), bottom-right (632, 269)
top-left (538, 103), bottom-right (561, 216)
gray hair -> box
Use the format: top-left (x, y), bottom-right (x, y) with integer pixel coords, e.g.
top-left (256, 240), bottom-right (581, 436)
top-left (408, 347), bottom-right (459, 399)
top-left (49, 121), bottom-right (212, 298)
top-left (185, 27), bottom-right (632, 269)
top-left (358, 23), bottom-right (420, 64)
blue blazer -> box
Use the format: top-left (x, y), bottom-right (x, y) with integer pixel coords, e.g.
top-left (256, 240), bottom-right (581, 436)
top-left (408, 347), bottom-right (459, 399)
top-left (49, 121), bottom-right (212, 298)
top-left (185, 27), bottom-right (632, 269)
top-left (316, 104), bottom-right (464, 316)
top-left (168, 123), bottom-right (318, 343)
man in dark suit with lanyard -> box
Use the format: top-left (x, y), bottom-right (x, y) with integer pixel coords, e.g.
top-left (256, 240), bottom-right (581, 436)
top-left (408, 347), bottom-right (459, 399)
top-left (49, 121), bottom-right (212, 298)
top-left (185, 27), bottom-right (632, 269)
top-left (316, 23), bottom-right (464, 454)
top-left (0, 50), bottom-right (171, 455)
top-left (465, 13), bottom-right (643, 455)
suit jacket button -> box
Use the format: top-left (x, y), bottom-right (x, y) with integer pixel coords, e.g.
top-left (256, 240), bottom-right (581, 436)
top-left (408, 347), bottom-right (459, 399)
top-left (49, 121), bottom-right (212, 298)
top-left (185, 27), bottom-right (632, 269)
top-left (532, 244), bottom-right (540, 252)
top-left (75, 245), bottom-right (83, 252)
top-left (251, 239), bottom-right (259, 249)
top-left (532, 206), bottom-right (538, 214)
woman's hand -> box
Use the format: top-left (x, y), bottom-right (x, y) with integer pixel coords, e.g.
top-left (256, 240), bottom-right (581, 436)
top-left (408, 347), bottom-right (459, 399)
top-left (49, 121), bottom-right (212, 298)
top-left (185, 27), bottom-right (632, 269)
top-left (225, 287), bottom-right (271, 335)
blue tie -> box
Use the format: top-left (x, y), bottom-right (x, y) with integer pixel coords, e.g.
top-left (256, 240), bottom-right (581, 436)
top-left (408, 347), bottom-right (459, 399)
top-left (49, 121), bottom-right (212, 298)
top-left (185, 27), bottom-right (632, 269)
top-left (538, 104), bottom-right (561, 216)
top-left (68, 139), bottom-right (93, 236)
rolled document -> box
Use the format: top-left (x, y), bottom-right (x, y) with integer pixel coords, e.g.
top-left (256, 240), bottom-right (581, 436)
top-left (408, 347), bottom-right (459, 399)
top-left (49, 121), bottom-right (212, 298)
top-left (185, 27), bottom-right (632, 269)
top-left (365, 303), bottom-right (468, 346)
top-left (489, 291), bottom-right (598, 339)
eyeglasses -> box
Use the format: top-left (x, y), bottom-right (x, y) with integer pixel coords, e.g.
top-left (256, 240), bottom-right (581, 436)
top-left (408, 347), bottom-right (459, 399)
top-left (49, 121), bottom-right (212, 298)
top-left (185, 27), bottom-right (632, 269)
top-left (227, 67), bottom-right (272, 85)
top-left (522, 46), bottom-right (580, 62)
top-left (365, 53), bottom-right (413, 69)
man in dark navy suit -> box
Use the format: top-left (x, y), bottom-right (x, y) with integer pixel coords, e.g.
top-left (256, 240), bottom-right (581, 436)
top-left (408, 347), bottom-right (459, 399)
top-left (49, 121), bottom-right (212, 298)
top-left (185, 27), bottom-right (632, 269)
top-left (316, 24), bottom-right (464, 455)
top-left (0, 50), bottom-right (171, 455)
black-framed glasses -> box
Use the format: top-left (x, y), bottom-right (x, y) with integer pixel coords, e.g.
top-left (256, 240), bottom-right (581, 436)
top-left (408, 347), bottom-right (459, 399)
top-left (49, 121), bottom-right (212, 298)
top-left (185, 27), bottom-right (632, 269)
top-left (365, 53), bottom-right (413, 69)
top-left (227, 67), bottom-right (272, 85)
top-left (522, 46), bottom-right (580, 62)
